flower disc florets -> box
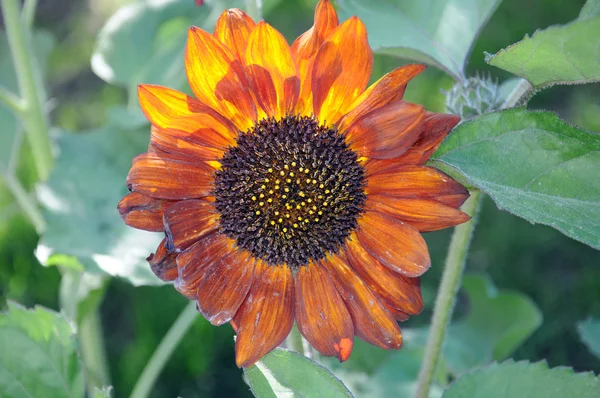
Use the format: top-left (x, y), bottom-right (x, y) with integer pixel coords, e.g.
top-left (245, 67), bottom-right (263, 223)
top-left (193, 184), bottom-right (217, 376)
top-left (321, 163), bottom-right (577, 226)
top-left (214, 115), bottom-right (367, 268)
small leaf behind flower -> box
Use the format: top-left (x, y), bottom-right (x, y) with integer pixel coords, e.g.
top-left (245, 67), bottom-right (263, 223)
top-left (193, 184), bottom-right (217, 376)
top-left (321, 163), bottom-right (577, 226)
top-left (245, 348), bottom-right (354, 398)
top-left (432, 109), bottom-right (600, 249)
top-left (443, 360), bottom-right (600, 397)
top-left (577, 318), bottom-right (600, 359)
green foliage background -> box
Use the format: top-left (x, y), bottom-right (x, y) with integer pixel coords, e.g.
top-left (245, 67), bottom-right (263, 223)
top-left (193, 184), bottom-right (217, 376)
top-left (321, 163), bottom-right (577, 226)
top-left (1, 0), bottom-right (599, 396)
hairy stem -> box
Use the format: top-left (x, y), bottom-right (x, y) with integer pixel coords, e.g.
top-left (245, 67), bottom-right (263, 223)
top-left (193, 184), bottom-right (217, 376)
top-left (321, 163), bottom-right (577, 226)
top-left (285, 325), bottom-right (311, 359)
top-left (1, 0), bottom-right (53, 181)
top-left (0, 172), bottom-right (46, 233)
top-left (80, 309), bottom-right (111, 394)
top-left (414, 191), bottom-right (482, 398)
top-left (130, 301), bottom-right (198, 398)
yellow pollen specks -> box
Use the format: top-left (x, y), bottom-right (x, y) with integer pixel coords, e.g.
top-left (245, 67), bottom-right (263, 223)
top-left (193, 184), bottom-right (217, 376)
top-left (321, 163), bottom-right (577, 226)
top-left (278, 218), bottom-right (283, 223)
top-left (284, 187), bottom-right (290, 192)
top-left (275, 185), bottom-right (280, 190)
top-left (267, 198), bottom-right (273, 203)
top-left (319, 184), bottom-right (324, 189)
top-left (270, 220), bottom-right (275, 226)
top-left (259, 193), bottom-right (265, 199)
top-left (255, 210), bottom-right (261, 215)
top-left (265, 178), bottom-right (270, 183)
top-left (269, 190), bottom-right (274, 195)
top-left (259, 202), bottom-right (264, 206)
top-left (304, 169), bottom-right (310, 174)
top-left (283, 228), bottom-right (288, 232)
top-left (252, 196), bottom-right (257, 201)
top-left (261, 185), bottom-right (266, 189)
top-left (285, 213), bottom-right (291, 218)
top-left (268, 168), bottom-right (273, 173)
top-left (293, 223), bottom-right (298, 228)
top-left (284, 164), bottom-right (289, 170)
top-left (280, 171), bottom-right (285, 176)
top-left (291, 162), bottom-right (296, 167)
top-left (275, 211), bottom-right (280, 216)
top-left (312, 179), bottom-right (317, 184)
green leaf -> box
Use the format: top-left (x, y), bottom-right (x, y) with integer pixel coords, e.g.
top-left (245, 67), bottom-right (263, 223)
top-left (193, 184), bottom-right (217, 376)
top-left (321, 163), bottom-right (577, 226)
top-left (0, 301), bottom-right (84, 398)
top-left (485, 15), bottom-right (600, 89)
top-left (336, 0), bottom-right (501, 80)
top-left (432, 109), bottom-right (600, 249)
top-left (36, 124), bottom-right (163, 286)
top-left (580, 0), bottom-right (600, 19)
top-left (444, 274), bottom-right (542, 374)
top-left (578, 318), bottom-right (600, 359)
top-left (91, 0), bottom-right (246, 98)
top-left (244, 348), bottom-right (353, 398)
top-left (443, 360), bottom-right (600, 397)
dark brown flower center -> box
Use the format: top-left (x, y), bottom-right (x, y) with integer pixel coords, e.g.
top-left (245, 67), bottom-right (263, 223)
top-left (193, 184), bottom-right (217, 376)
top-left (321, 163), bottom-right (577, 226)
top-left (213, 115), bottom-right (366, 268)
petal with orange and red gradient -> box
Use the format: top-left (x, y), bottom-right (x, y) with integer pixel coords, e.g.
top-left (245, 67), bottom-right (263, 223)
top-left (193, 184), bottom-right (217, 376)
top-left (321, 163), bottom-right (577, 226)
top-left (323, 254), bottom-right (402, 350)
top-left (366, 165), bottom-right (468, 200)
top-left (147, 239), bottom-right (178, 282)
top-left (163, 199), bottom-right (219, 251)
top-left (356, 210), bottom-right (430, 277)
top-left (126, 152), bottom-right (214, 200)
top-left (196, 250), bottom-right (256, 326)
top-left (185, 27), bottom-right (257, 131)
top-left (291, 0), bottom-right (338, 115)
top-left (235, 263), bottom-right (294, 368)
top-left (338, 64), bottom-right (426, 131)
top-left (117, 191), bottom-right (172, 232)
top-left (214, 8), bottom-right (255, 62)
top-left (312, 17), bottom-right (372, 125)
top-left (346, 101), bottom-right (424, 159)
top-left (367, 196), bottom-right (470, 232)
top-left (244, 22), bottom-right (299, 118)
top-left (174, 233), bottom-right (234, 299)
top-left (295, 263), bottom-right (354, 361)
top-left (150, 125), bottom-right (228, 162)
top-left (138, 85), bottom-right (204, 126)
top-left (345, 237), bottom-right (423, 315)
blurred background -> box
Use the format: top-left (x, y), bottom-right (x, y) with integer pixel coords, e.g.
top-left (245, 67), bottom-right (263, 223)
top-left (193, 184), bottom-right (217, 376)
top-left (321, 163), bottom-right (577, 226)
top-left (1, 0), bottom-right (599, 397)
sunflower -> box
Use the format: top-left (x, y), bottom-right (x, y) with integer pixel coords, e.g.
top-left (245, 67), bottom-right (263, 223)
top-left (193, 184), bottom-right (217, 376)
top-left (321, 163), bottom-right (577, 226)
top-left (118, 0), bottom-right (469, 368)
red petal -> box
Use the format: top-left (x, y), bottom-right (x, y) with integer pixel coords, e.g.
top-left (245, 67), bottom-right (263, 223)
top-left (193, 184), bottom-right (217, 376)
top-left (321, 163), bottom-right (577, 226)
top-left (295, 264), bottom-right (354, 361)
top-left (147, 239), bottom-right (178, 282)
top-left (163, 199), bottom-right (219, 251)
top-left (117, 191), bottom-right (173, 232)
top-left (214, 8), bottom-right (256, 61)
top-left (126, 152), bottom-right (214, 200)
top-left (356, 210), bottom-right (430, 277)
top-left (196, 249), bottom-right (256, 326)
top-left (235, 263), bottom-right (294, 367)
top-left (322, 254), bottom-right (402, 350)
top-left (345, 237), bottom-right (423, 315)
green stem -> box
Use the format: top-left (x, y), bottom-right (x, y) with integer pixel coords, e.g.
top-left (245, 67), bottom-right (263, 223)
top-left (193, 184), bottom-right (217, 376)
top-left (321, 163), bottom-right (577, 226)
top-left (244, 0), bottom-right (263, 21)
top-left (21, 0), bottom-right (38, 29)
top-left (285, 325), bottom-right (311, 358)
top-left (130, 301), bottom-right (198, 398)
top-left (414, 77), bottom-right (533, 398)
top-left (0, 172), bottom-right (46, 233)
top-left (1, 0), bottom-right (53, 181)
top-left (414, 191), bottom-right (482, 398)
top-left (0, 85), bottom-right (25, 115)
top-left (80, 309), bottom-right (111, 394)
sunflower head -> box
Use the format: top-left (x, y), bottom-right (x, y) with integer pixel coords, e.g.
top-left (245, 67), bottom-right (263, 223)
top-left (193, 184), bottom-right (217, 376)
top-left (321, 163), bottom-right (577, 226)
top-left (118, 0), bottom-right (469, 368)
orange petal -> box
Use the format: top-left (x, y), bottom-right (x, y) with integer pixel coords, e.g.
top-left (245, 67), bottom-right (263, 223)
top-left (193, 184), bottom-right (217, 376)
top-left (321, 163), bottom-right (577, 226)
top-left (147, 239), bottom-right (178, 282)
top-left (138, 84), bottom-right (204, 126)
top-left (126, 152), bottom-right (214, 200)
top-left (345, 237), bottom-right (423, 315)
top-left (295, 264), bottom-right (354, 361)
top-left (312, 17), bottom-right (373, 125)
top-left (163, 199), bottom-right (219, 251)
top-left (244, 22), bottom-right (299, 118)
top-left (346, 101), bottom-right (424, 159)
top-left (174, 233), bottom-right (234, 299)
top-left (366, 165), bottom-right (468, 201)
top-left (291, 0), bottom-right (338, 115)
top-left (196, 249), bottom-right (256, 326)
top-left (368, 196), bottom-right (470, 231)
top-left (356, 210), bottom-right (430, 277)
top-left (322, 254), bottom-right (402, 350)
top-left (235, 263), bottom-right (294, 368)
top-left (117, 191), bottom-right (173, 232)
top-left (394, 112), bottom-right (461, 165)
top-left (214, 8), bottom-right (256, 61)
top-left (384, 305), bottom-right (410, 322)
top-left (338, 64), bottom-right (426, 131)
top-left (150, 124), bottom-right (228, 162)
top-left (185, 26), bottom-right (257, 131)
top-left (436, 193), bottom-right (470, 208)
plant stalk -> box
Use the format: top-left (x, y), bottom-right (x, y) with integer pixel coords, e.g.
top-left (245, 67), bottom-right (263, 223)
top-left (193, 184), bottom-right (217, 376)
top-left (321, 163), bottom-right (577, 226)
top-left (285, 325), bottom-right (311, 359)
top-left (1, 0), bottom-right (53, 181)
top-left (130, 301), bottom-right (198, 398)
top-left (0, 172), bottom-right (46, 233)
top-left (245, 0), bottom-right (263, 21)
top-left (80, 309), bottom-right (111, 394)
top-left (414, 191), bottom-right (482, 398)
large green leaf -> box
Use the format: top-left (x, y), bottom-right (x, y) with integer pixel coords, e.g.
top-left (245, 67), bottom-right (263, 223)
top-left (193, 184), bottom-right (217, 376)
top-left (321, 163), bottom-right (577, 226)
top-left (578, 318), bottom-right (600, 359)
top-left (444, 274), bottom-right (542, 374)
top-left (432, 109), bottom-right (600, 249)
top-left (36, 122), bottom-right (163, 286)
top-left (244, 348), bottom-right (353, 397)
top-left (0, 301), bottom-right (84, 398)
top-left (443, 360), bottom-right (600, 397)
top-left (580, 0), bottom-right (600, 19)
top-left (485, 14), bottom-right (600, 89)
top-left (336, 0), bottom-right (501, 80)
